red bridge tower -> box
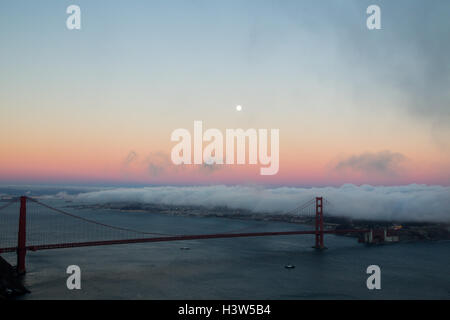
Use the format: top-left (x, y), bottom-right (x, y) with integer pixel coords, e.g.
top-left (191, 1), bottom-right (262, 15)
top-left (314, 197), bottom-right (326, 250)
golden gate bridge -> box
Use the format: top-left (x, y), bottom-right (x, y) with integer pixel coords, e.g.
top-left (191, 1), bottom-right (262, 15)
top-left (0, 196), bottom-right (371, 274)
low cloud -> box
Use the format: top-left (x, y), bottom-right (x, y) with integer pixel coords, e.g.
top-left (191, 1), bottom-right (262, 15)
top-left (146, 152), bottom-right (172, 177)
top-left (335, 151), bottom-right (406, 176)
top-left (123, 151), bottom-right (138, 166)
top-left (53, 184), bottom-right (450, 223)
top-left (135, 152), bottom-right (224, 177)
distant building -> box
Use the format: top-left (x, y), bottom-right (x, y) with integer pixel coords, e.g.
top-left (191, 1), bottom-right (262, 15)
top-left (361, 228), bottom-right (399, 244)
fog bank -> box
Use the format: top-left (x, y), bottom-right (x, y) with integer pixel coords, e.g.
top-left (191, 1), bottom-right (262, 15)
top-left (50, 184), bottom-right (450, 223)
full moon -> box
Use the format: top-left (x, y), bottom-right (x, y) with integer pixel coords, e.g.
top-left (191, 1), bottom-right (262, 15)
top-left (236, 105), bottom-right (242, 111)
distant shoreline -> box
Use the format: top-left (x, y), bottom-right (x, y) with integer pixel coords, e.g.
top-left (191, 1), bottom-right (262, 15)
top-left (67, 202), bottom-right (450, 243)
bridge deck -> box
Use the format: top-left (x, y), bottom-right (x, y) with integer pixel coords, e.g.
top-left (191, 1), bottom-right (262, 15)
top-left (0, 229), bottom-right (368, 253)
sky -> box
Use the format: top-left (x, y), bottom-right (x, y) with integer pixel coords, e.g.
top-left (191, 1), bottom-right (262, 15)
top-left (1, 0), bottom-right (449, 187)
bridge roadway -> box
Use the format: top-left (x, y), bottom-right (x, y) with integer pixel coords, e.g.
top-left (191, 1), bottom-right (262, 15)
top-left (0, 228), bottom-right (369, 253)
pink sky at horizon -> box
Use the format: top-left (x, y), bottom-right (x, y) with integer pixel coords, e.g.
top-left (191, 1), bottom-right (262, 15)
top-left (1, 1), bottom-right (450, 187)
top-left (1, 129), bottom-right (448, 186)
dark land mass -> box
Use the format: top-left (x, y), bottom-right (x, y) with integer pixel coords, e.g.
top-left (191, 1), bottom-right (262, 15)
top-left (67, 202), bottom-right (450, 242)
top-left (0, 256), bottom-right (29, 300)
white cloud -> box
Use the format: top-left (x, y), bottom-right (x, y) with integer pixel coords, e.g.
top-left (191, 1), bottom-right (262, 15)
top-left (335, 151), bottom-right (406, 176)
top-left (53, 184), bottom-right (450, 223)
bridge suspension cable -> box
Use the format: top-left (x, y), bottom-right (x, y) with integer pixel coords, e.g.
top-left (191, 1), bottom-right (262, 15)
top-left (283, 198), bottom-right (317, 216)
top-left (26, 197), bottom-right (176, 237)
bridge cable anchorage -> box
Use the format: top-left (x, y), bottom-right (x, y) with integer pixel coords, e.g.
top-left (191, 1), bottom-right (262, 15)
top-left (25, 197), bottom-right (178, 237)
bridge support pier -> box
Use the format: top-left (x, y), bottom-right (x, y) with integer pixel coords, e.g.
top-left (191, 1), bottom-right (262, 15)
top-left (17, 196), bottom-right (27, 274)
top-left (313, 197), bottom-right (327, 250)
